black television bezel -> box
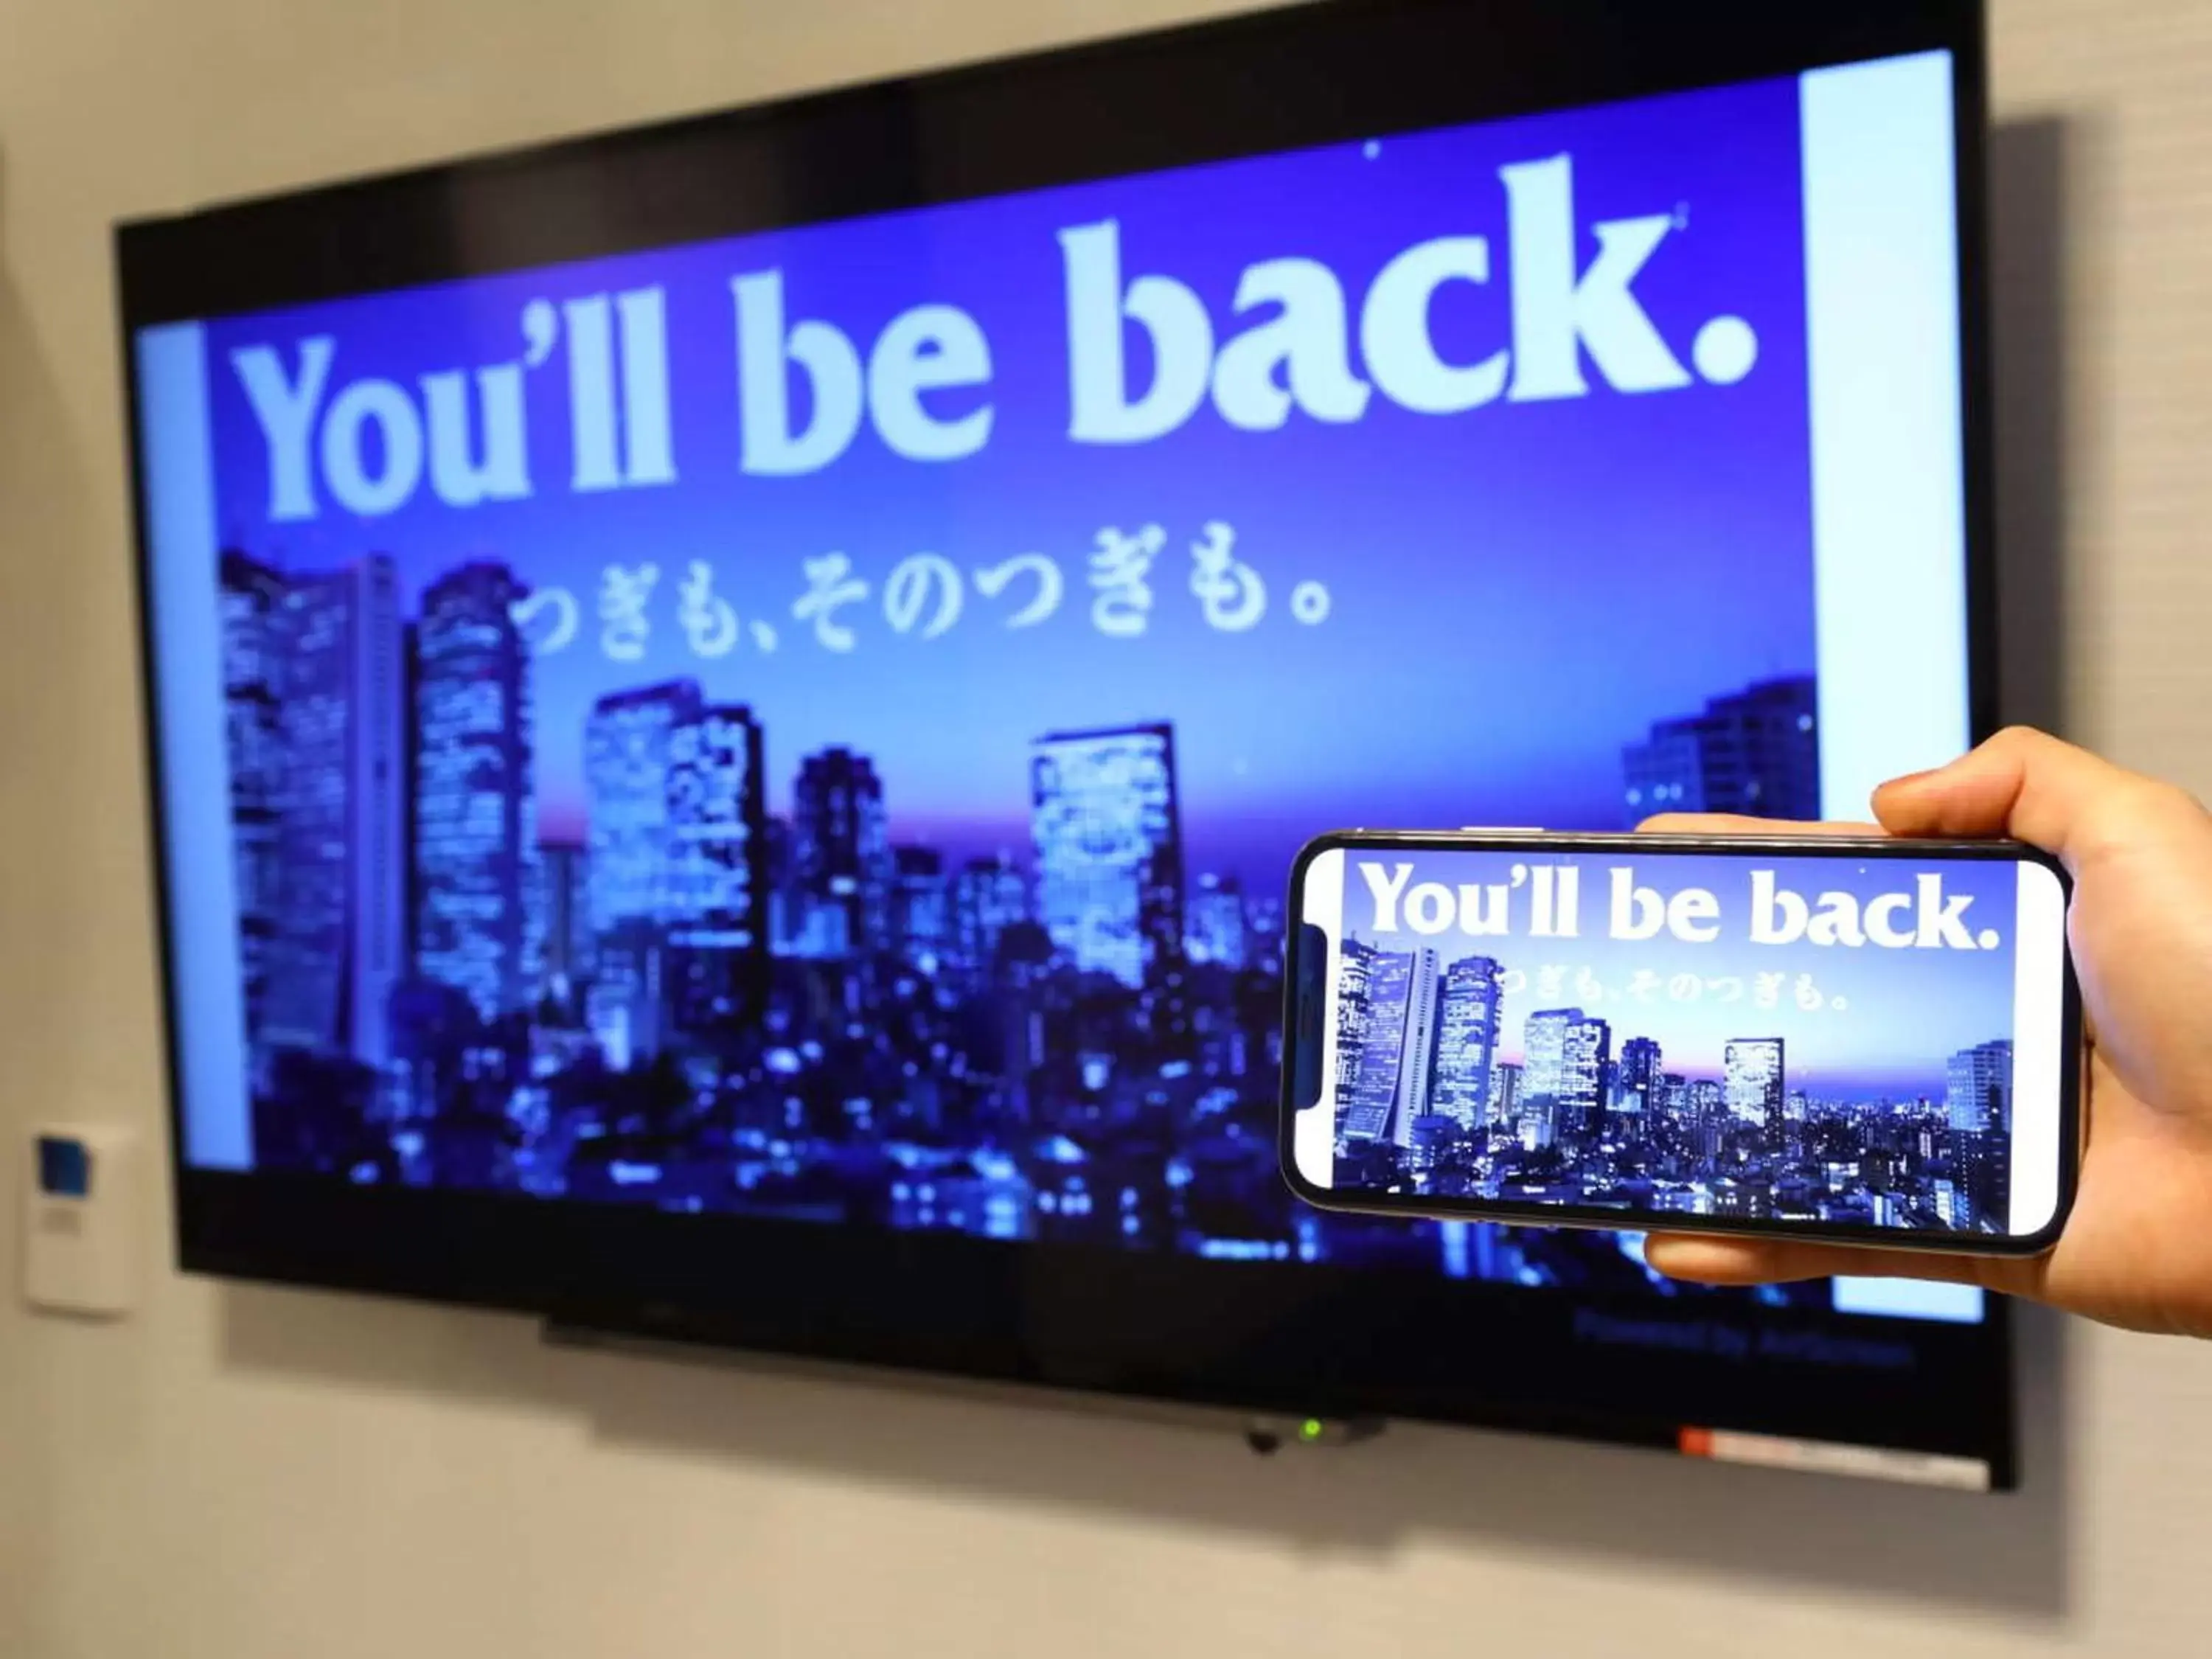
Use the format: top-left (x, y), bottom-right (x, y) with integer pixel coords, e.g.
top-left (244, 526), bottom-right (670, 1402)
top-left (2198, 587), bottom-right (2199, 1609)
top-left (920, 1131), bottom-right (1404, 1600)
top-left (117, 0), bottom-right (2012, 1479)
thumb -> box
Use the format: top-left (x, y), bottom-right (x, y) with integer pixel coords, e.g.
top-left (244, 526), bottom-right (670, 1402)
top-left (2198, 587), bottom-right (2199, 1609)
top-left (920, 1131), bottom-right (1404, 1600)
top-left (1872, 726), bottom-right (2156, 868)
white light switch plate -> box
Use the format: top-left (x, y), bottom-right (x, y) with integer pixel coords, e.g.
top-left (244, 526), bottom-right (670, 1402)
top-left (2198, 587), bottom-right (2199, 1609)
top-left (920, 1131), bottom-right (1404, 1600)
top-left (24, 1124), bottom-right (142, 1317)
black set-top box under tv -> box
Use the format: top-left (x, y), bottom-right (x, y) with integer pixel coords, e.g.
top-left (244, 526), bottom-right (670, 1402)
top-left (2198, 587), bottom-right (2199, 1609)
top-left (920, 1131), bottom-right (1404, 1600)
top-left (119, 0), bottom-right (2011, 1486)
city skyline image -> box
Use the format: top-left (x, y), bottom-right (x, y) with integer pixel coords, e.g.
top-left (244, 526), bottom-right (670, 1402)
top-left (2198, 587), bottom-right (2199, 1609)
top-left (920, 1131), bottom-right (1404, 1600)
top-left (1326, 849), bottom-right (2024, 1234)
top-left (215, 529), bottom-right (1841, 1286)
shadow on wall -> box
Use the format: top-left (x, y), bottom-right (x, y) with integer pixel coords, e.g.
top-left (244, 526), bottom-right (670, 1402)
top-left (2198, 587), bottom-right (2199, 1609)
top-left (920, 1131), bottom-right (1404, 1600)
top-left (219, 1280), bottom-right (2074, 1618)
top-left (212, 114), bottom-right (2081, 1622)
top-left (1989, 116), bottom-right (2072, 734)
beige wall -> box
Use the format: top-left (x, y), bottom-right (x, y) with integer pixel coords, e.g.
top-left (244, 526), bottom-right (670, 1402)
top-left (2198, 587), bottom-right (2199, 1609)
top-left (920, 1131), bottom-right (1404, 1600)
top-left (4, 1), bottom-right (2212, 1654)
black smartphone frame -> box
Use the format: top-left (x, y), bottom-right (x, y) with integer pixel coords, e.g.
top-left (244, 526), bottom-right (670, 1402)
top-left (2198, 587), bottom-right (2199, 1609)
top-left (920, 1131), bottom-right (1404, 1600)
top-left (1281, 830), bottom-right (2081, 1256)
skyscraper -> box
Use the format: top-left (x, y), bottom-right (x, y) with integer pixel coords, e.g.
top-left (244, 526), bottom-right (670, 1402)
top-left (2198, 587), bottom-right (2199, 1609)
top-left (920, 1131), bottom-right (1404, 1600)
top-left (1958, 1128), bottom-right (2009, 1233)
top-left (1430, 956), bottom-right (1502, 1129)
top-left (539, 841), bottom-right (592, 990)
top-left (1522, 1011), bottom-right (1571, 1107)
top-left (662, 703), bottom-right (767, 1032)
top-left (1523, 1008), bottom-right (1610, 1138)
top-left (1186, 873), bottom-right (1249, 970)
top-left (1486, 1060), bottom-right (1523, 1127)
top-left (412, 563), bottom-right (542, 1023)
top-left (1617, 1035), bottom-right (1663, 1115)
top-left (584, 679), bottom-right (698, 1062)
top-left (580, 681), bottom-right (767, 1051)
top-left (262, 557), bottom-right (406, 1065)
top-left (949, 855), bottom-right (1028, 983)
top-left (1333, 936), bottom-right (1378, 1109)
top-left (1691, 1077), bottom-right (1727, 1160)
top-left (1338, 942), bottom-right (1413, 1143)
top-left (793, 747), bottom-right (893, 956)
top-left (1691, 1079), bottom-right (1725, 1119)
top-left (586, 681), bottom-right (699, 935)
top-left (1405, 1114), bottom-right (1459, 1176)
top-left (1725, 1038), bottom-right (1787, 1145)
top-left (219, 550), bottom-right (288, 1046)
top-left (1031, 723), bottom-right (1185, 990)
top-left (891, 846), bottom-right (950, 965)
top-left (1562, 1015), bottom-right (1610, 1136)
top-left (1947, 1039), bottom-right (2014, 1135)
top-left (1387, 947), bottom-right (1443, 1147)
top-left (1622, 677), bottom-right (1818, 822)
top-left (1948, 1043), bottom-right (2014, 1232)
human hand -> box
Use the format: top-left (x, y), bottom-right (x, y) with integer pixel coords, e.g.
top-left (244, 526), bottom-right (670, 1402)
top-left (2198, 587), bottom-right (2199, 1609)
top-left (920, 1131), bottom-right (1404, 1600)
top-left (1638, 727), bottom-right (2212, 1337)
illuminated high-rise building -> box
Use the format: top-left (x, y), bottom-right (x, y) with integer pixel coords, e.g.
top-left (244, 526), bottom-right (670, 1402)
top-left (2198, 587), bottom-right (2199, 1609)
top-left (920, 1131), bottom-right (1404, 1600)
top-left (663, 703), bottom-right (766, 1031)
top-left (219, 550), bottom-right (288, 1046)
top-left (585, 683), bottom-right (690, 1063)
top-left (262, 557), bottom-right (406, 1065)
top-left (1522, 1012), bottom-right (1569, 1105)
top-left (1517, 1100), bottom-right (1556, 1152)
top-left (1430, 956), bottom-right (1502, 1129)
top-left (1617, 1036), bottom-right (1663, 1115)
top-left (1523, 1008), bottom-right (1609, 1136)
top-left (1691, 1077), bottom-right (1727, 1160)
top-left (1405, 1114), bottom-right (1459, 1176)
top-left (891, 846), bottom-right (950, 964)
top-left (1486, 1060), bottom-right (1523, 1127)
top-left (538, 841), bottom-right (592, 990)
top-left (1386, 947), bottom-right (1443, 1147)
top-left (1338, 942), bottom-right (1412, 1143)
top-left (1030, 723), bottom-right (1184, 990)
top-left (1947, 1039), bottom-right (2014, 1135)
top-left (1725, 1038), bottom-right (1787, 1144)
top-left (583, 681), bottom-right (770, 1058)
top-left (1332, 936), bottom-right (1377, 1107)
top-left (1959, 1125), bottom-right (2011, 1233)
top-left (1563, 1016), bottom-right (1610, 1134)
top-left (793, 747), bottom-right (893, 956)
top-left (1622, 677), bottom-right (1818, 822)
top-left (1186, 873), bottom-right (1249, 970)
top-left (412, 563), bottom-right (542, 1023)
top-left (585, 681), bottom-right (697, 936)
top-left (950, 855), bottom-right (1028, 982)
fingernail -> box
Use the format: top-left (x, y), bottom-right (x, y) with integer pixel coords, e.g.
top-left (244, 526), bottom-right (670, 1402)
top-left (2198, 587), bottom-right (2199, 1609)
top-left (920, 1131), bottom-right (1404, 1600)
top-left (1880, 768), bottom-right (1937, 790)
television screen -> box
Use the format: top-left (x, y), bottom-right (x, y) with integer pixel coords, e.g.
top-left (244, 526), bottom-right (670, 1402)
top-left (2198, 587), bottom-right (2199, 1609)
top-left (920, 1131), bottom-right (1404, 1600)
top-left (124, 0), bottom-right (2011, 1486)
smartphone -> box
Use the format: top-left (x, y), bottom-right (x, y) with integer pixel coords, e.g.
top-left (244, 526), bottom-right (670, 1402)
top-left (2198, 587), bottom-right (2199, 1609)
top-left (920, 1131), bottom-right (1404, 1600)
top-left (1280, 831), bottom-right (2081, 1255)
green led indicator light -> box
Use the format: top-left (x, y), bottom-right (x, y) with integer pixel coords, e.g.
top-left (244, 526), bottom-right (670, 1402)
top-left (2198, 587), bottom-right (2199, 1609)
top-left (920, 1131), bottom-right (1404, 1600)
top-left (1301, 1418), bottom-right (1326, 1441)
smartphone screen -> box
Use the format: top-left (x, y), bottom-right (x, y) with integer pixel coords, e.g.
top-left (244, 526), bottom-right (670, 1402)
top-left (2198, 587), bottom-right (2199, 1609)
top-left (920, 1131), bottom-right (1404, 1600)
top-left (1284, 835), bottom-right (2077, 1250)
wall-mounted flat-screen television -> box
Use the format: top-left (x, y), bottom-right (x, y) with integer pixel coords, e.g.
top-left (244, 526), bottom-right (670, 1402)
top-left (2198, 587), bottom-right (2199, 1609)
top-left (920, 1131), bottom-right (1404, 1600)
top-left (122, 0), bottom-right (2013, 1486)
